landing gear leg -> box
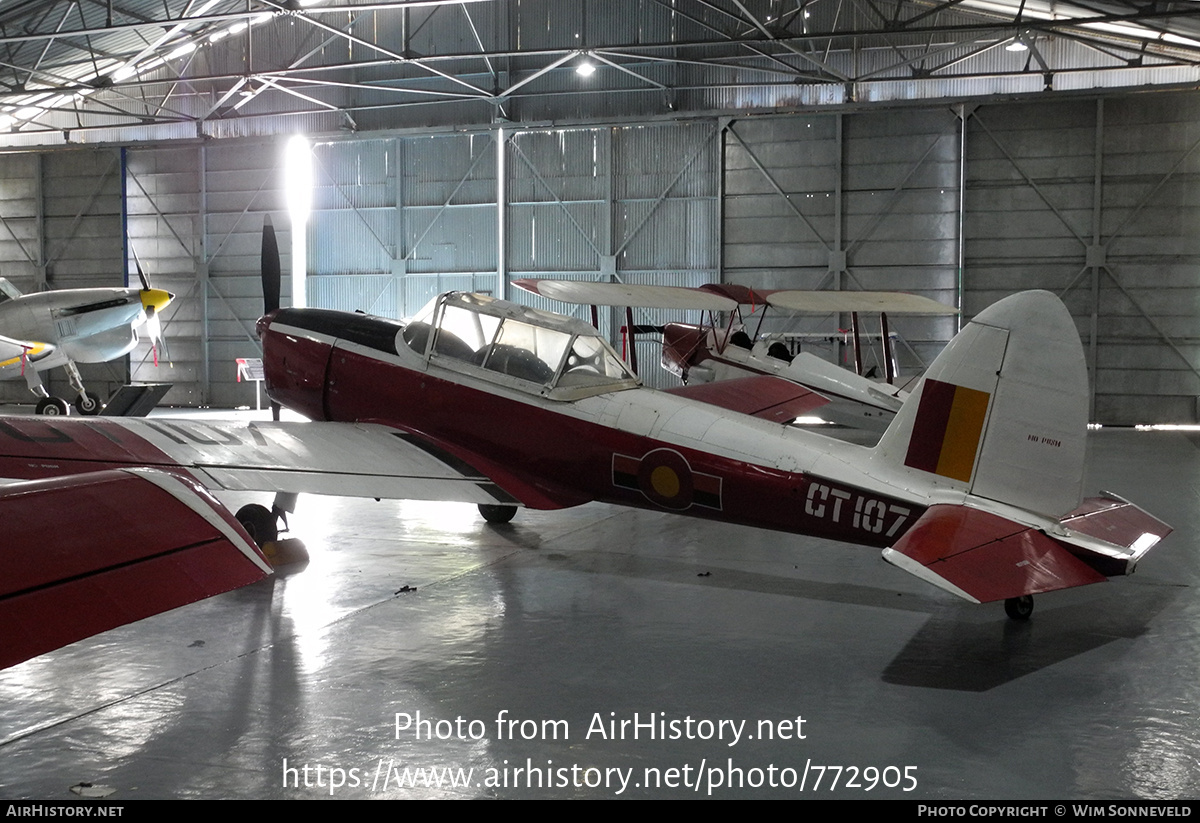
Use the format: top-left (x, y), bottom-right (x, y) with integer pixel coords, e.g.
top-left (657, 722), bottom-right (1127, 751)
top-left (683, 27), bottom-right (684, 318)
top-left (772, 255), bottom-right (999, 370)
top-left (64, 360), bottom-right (103, 416)
top-left (1004, 595), bottom-right (1034, 621)
top-left (271, 491), bottom-right (298, 533)
top-left (478, 504), bottom-right (518, 524)
top-left (25, 366), bottom-right (69, 415)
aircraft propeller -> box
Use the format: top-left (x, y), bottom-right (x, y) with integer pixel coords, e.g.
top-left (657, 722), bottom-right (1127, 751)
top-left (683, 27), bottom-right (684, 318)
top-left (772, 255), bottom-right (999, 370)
top-left (260, 216), bottom-right (283, 421)
top-left (262, 215), bottom-right (282, 317)
top-left (130, 247), bottom-right (173, 366)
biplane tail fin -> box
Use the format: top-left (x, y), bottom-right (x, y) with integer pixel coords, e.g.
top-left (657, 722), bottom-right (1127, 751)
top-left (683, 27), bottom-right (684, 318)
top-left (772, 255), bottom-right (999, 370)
top-left (873, 290), bottom-right (1088, 518)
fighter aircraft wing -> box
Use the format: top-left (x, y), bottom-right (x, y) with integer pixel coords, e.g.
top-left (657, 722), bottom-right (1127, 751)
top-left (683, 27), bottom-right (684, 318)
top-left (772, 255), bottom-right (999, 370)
top-left (882, 499), bottom-right (1171, 603)
top-left (0, 416), bottom-right (520, 507)
top-left (664, 375), bottom-right (829, 424)
top-left (1, 467), bottom-right (271, 670)
top-left (0, 333), bottom-right (52, 375)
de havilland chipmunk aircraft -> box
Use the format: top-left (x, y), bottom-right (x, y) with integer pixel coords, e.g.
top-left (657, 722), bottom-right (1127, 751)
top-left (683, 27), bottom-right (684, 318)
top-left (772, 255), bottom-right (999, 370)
top-left (0, 264), bottom-right (174, 416)
top-left (0, 225), bottom-right (1171, 670)
top-left (512, 278), bottom-right (959, 431)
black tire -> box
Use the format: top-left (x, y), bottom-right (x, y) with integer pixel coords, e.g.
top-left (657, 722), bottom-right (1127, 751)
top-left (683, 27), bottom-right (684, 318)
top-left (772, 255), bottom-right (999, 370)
top-left (36, 397), bottom-right (69, 416)
top-left (236, 503), bottom-right (279, 546)
top-left (74, 390), bottom-right (103, 416)
top-left (478, 503), bottom-right (517, 524)
top-left (1004, 595), bottom-right (1034, 621)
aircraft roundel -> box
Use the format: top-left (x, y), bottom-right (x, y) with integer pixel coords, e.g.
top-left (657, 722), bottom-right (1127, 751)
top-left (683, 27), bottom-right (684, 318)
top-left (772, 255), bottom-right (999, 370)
top-left (612, 448), bottom-right (722, 511)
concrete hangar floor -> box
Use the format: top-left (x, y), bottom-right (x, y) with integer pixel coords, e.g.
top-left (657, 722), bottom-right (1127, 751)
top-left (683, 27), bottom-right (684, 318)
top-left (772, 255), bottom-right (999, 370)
top-left (0, 410), bottom-right (1197, 800)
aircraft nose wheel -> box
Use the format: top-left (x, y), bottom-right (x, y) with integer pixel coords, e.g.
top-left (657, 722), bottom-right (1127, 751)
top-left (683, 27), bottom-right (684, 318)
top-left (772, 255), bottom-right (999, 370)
top-left (1004, 595), bottom-right (1034, 621)
top-left (478, 503), bottom-right (517, 524)
top-left (35, 397), bottom-right (69, 416)
top-left (74, 390), bottom-right (103, 416)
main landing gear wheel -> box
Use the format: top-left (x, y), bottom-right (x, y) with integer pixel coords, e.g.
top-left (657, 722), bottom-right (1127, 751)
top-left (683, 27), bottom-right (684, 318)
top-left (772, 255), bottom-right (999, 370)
top-left (1004, 595), bottom-right (1034, 621)
top-left (74, 390), bottom-right (103, 416)
top-left (236, 503), bottom-right (279, 547)
top-left (35, 397), bottom-right (69, 416)
top-left (478, 503), bottom-right (517, 524)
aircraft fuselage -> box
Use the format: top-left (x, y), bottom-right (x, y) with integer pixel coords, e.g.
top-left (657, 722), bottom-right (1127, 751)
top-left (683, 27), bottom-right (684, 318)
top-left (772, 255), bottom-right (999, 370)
top-left (260, 306), bottom-right (928, 549)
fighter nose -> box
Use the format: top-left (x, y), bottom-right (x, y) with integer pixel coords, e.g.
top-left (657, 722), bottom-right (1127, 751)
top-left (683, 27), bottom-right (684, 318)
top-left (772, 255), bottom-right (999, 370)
top-left (140, 288), bottom-right (174, 313)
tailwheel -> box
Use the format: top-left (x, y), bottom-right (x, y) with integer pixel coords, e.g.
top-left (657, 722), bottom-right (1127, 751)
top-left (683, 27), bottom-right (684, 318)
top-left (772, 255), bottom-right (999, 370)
top-left (478, 503), bottom-right (517, 524)
top-left (74, 390), bottom-right (103, 416)
top-left (1004, 595), bottom-right (1034, 621)
top-left (236, 503), bottom-right (279, 547)
top-left (35, 396), bottom-right (69, 416)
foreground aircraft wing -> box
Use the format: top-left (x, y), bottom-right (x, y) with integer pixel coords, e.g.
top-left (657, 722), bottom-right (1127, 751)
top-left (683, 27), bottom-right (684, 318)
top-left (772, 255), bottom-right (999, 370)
top-left (882, 498), bottom-right (1172, 603)
top-left (1, 468), bottom-right (271, 669)
top-left (0, 416), bottom-right (518, 507)
top-left (664, 375), bottom-right (829, 424)
top-left (0, 415), bottom-right (527, 670)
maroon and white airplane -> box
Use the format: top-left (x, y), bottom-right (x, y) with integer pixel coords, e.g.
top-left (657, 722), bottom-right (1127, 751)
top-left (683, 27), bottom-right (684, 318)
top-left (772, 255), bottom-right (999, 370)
top-left (0, 231), bottom-right (1171, 669)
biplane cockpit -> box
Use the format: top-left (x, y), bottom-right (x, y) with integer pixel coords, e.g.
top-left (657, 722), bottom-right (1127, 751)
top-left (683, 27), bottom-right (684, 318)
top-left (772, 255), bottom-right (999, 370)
top-left (402, 292), bottom-right (640, 400)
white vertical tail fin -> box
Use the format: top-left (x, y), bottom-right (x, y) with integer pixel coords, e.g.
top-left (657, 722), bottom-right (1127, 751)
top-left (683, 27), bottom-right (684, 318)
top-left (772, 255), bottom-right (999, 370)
top-left (874, 290), bottom-right (1088, 518)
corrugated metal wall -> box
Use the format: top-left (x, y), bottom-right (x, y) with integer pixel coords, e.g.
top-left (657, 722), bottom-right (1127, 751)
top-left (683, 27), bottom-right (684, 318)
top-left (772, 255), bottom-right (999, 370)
top-left (964, 96), bottom-right (1200, 423)
top-left (125, 140), bottom-right (285, 408)
top-left (724, 109), bottom-right (961, 379)
top-left (1, 90), bottom-right (1199, 420)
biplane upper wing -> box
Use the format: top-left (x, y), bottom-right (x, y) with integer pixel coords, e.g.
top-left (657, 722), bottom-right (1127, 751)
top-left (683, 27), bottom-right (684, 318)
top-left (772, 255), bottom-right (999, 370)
top-left (764, 291), bottom-right (959, 315)
top-left (511, 278), bottom-right (738, 311)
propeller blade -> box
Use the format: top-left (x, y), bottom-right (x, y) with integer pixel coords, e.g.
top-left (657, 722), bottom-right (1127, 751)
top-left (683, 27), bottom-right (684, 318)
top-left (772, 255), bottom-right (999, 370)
top-left (142, 307), bottom-right (172, 367)
top-left (262, 215), bottom-right (281, 316)
top-left (131, 247), bottom-right (151, 292)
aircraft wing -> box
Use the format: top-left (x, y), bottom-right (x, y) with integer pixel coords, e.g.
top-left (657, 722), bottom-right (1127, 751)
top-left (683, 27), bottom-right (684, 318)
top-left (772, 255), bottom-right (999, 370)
top-left (765, 291), bottom-right (959, 315)
top-left (0, 416), bottom-right (519, 507)
top-left (664, 375), bottom-right (829, 424)
top-left (0, 333), bottom-right (52, 375)
top-left (1, 468), bottom-right (271, 670)
top-left (511, 278), bottom-right (738, 311)
top-left (882, 500), bottom-right (1171, 603)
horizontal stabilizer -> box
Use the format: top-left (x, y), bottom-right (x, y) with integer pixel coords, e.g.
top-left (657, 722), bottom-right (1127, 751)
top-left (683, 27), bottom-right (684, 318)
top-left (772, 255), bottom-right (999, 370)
top-left (1061, 494), bottom-right (1172, 555)
top-left (0, 468), bottom-right (271, 670)
top-left (664, 375), bottom-right (829, 423)
top-left (883, 505), bottom-right (1107, 603)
